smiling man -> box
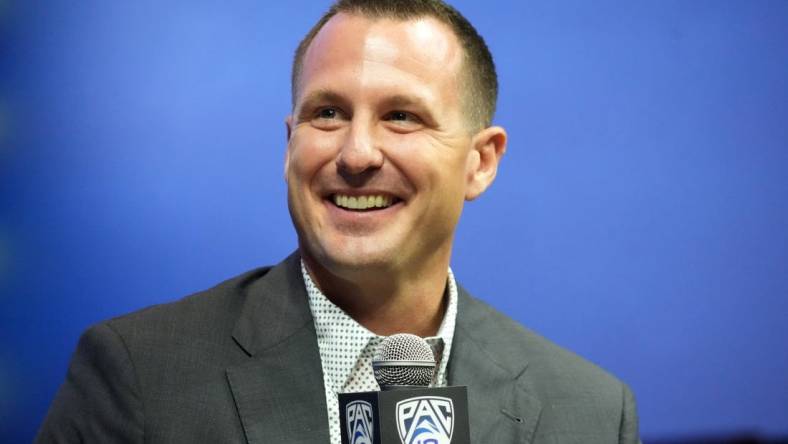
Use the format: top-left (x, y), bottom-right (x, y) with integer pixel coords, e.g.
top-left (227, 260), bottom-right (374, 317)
top-left (286, 9), bottom-right (505, 339)
top-left (37, 1), bottom-right (640, 443)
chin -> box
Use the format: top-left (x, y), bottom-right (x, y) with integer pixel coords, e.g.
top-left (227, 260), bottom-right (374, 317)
top-left (306, 238), bottom-right (402, 274)
top-left (334, 246), bottom-right (398, 270)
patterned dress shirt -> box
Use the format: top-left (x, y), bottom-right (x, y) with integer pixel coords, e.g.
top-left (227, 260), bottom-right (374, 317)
top-left (301, 260), bottom-right (458, 444)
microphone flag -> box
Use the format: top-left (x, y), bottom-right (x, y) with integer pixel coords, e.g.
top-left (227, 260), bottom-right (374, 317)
top-left (338, 386), bottom-right (470, 444)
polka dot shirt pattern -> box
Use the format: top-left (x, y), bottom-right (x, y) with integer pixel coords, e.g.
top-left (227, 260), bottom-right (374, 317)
top-left (301, 260), bottom-right (457, 444)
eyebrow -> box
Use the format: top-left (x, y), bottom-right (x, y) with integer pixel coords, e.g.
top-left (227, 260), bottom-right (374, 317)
top-left (379, 94), bottom-right (431, 111)
top-left (295, 90), bottom-right (437, 125)
top-left (297, 90), bottom-right (348, 112)
top-left (299, 90), bottom-right (431, 109)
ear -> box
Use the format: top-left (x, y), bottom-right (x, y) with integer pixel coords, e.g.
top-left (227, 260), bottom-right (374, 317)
top-left (284, 115), bottom-right (294, 182)
top-left (465, 125), bottom-right (507, 201)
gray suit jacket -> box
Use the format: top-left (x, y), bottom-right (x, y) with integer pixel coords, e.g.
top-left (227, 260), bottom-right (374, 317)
top-left (37, 253), bottom-right (640, 443)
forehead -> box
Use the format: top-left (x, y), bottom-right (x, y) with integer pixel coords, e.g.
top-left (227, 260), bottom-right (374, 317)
top-left (297, 13), bottom-right (464, 105)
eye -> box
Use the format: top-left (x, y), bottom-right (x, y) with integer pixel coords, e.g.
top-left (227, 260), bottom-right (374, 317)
top-left (317, 107), bottom-right (338, 119)
top-left (383, 110), bottom-right (423, 130)
top-left (309, 106), bottom-right (347, 130)
top-left (388, 111), bottom-right (409, 121)
top-left (383, 110), bottom-right (423, 132)
top-left (385, 111), bottom-right (419, 122)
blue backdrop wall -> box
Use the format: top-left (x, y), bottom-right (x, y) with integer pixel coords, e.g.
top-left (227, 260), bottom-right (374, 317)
top-left (1, 1), bottom-right (787, 441)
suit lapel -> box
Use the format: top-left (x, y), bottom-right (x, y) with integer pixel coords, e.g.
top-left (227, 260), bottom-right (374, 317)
top-left (227, 253), bottom-right (330, 444)
top-left (449, 287), bottom-right (543, 443)
top-left (224, 256), bottom-right (544, 443)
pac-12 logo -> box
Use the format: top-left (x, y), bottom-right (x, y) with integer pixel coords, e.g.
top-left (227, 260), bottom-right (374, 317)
top-left (345, 400), bottom-right (374, 444)
top-left (395, 396), bottom-right (454, 444)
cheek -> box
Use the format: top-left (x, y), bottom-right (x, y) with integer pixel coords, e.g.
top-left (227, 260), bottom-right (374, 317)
top-left (288, 131), bottom-right (340, 182)
top-left (385, 136), bottom-right (468, 188)
top-left (381, 135), bottom-right (438, 174)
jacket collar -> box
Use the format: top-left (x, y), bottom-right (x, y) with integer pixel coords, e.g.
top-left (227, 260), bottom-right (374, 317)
top-left (449, 286), bottom-right (543, 443)
top-left (227, 252), bottom-right (330, 444)
top-left (226, 253), bottom-right (543, 443)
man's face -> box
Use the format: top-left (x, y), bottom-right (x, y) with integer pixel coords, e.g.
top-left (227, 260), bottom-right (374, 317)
top-left (286, 13), bottom-right (492, 277)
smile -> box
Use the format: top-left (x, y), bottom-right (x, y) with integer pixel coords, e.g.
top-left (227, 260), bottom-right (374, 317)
top-left (332, 194), bottom-right (396, 211)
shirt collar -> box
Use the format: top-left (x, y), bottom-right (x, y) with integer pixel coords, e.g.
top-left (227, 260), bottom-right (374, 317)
top-left (301, 259), bottom-right (457, 392)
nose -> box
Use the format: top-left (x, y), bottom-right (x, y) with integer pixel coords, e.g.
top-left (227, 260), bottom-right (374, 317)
top-left (336, 118), bottom-right (384, 176)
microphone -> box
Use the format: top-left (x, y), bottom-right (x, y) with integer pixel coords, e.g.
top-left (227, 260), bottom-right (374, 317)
top-left (372, 333), bottom-right (435, 390)
top-left (338, 334), bottom-right (470, 444)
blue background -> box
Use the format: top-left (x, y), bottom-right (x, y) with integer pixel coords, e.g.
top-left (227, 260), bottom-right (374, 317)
top-left (1, 1), bottom-right (787, 441)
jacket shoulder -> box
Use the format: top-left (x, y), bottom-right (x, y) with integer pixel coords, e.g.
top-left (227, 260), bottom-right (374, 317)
top-left (458, 288), bottom-right (629, 404)
top-left (458, 289), bottom-right (640, 441)
top-left (106, 266), bottom-right (273, 339)
top-left (95, 266), bottom-right (276, 396)
top-left (36, 266), bottom-right (277, 443)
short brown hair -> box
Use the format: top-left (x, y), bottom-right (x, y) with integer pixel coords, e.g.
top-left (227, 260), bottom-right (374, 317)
top-left (291, 0), bottom-right (498, 130)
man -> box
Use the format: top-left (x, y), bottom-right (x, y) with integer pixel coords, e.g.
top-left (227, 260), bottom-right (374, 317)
top-left (37, 1), bottom-right (640, 443)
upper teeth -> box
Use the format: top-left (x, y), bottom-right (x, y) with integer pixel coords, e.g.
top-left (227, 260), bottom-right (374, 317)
top-left (333, 194), bottom-right (393, 210)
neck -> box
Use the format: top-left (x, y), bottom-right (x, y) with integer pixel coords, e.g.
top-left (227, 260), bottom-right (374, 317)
top-left (301, 250), bottom-right (451, 337)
